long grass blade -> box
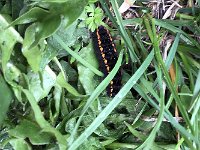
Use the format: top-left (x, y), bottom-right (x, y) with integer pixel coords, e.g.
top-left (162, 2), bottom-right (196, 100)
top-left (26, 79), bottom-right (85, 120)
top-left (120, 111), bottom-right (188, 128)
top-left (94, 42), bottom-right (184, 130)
top-left (53, 34), bottom-right (103, 77)
top-left (68, 50), bottom-right (154, 150)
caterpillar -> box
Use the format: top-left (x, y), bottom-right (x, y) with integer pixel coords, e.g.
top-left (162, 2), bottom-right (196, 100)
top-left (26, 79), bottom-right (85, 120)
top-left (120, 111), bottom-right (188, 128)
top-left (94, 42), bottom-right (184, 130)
top-left (92, 26), bottom-right (121, 97)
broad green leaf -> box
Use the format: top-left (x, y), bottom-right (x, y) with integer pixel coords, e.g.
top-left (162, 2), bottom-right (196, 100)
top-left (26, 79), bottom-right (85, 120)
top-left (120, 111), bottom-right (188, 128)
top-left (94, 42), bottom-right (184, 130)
top-left (56, 20), bottom-right (79, 47)
top-left (57, 0), bottom-right (88, 27)
top-left (0, 2), bottom-right (11, 14)
top-left (0, 15), bottom-right (24, 102)
top-left (60, 61), bottom-right (78, 82)
top-left (3, 63), bottom-right (23, 102)
top-left (9, 139), bottom-right (31, 150)
top-left (26, 66), bottom-right (56, 102)
top-left (16, 0), bottom-right (87, 49)
top-left (14, 0), bottom-right (88, 29)
top-left (31, 14), bottom-right (61, 48)
top-left (22, 23), bottom-right (42, 72)
top-left (77, 43), bottom-right (98, 95)
top-left (0, 15), bottom-right (23, 73)
top-left (11, 0), bottom-right (24, 20)
top-left (8, 7), bottom-right (50, 26)
top-left (40, 44), bottom-right (59, 69)
top-left (53, 34), bottom-right (103, 77)
top-left (23, 46), bottom-right (42, 72)
top-left (9, 119), bottom-right (52, 145)
top-left (0, 74), bottom-right (13, 126)
top-left (22, 89), bottom-right (67, 149)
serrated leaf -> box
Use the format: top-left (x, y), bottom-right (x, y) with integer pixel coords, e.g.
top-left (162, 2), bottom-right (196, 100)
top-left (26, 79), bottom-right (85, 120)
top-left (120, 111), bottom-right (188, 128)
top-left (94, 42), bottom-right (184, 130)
top-left (85, 6), bottom-right (94, 13)
top-left (86, 17), bottom-right (94, 24)
top-left (95, 7), bottom-right (102, 14)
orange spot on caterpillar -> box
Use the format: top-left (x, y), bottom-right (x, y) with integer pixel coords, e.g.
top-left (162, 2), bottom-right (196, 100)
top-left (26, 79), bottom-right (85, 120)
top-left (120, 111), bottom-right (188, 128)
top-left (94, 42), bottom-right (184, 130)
top-left (92, 26), bottom-right (122, 97)
top-left (104, 59), bottom-right (108, 64)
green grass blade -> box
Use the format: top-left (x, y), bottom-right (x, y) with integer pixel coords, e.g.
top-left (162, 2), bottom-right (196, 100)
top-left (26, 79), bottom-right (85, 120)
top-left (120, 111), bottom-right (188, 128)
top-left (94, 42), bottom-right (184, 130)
top-left (110, 0), bottom-right (139, 62)
top-left (68, 50), bottom-right (154, 150)
top-left (125, 122), bottom-right (147, 141)
top-left (189, 70), bottom-right (200, 111)
top-left (178, 51), bottom-right (195, 90)
top-left (165, 33), bottom-right (180, 69)
top-left (99, 0), bottom-right (118, 28)
top-left (53, 34), bottom-right (103, 77)
top-left (155, 19), bottom-right (200, 49)
top-left (100, 0), bottom-right (139, 62)
top-left (151, 18), bottom-right (194, 134)
top-left (136, 61), bottom-right (165, 149)
top-left (68, 50), bottom-right (123, 145)
top-left (132, 102), bottom-right (148, 124)
top-left (133, 83), bottom-right (197, 149)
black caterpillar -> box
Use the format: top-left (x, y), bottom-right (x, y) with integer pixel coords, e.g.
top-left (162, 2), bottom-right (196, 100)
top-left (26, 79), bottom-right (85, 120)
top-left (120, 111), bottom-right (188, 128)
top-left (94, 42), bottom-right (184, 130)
top-left (92, 26), bottom-right (121, 97)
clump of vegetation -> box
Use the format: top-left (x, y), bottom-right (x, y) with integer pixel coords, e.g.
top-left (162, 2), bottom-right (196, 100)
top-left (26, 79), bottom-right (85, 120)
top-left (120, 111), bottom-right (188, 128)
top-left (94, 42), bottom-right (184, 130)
top-left (0, 0), bottom-right (199, 149)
